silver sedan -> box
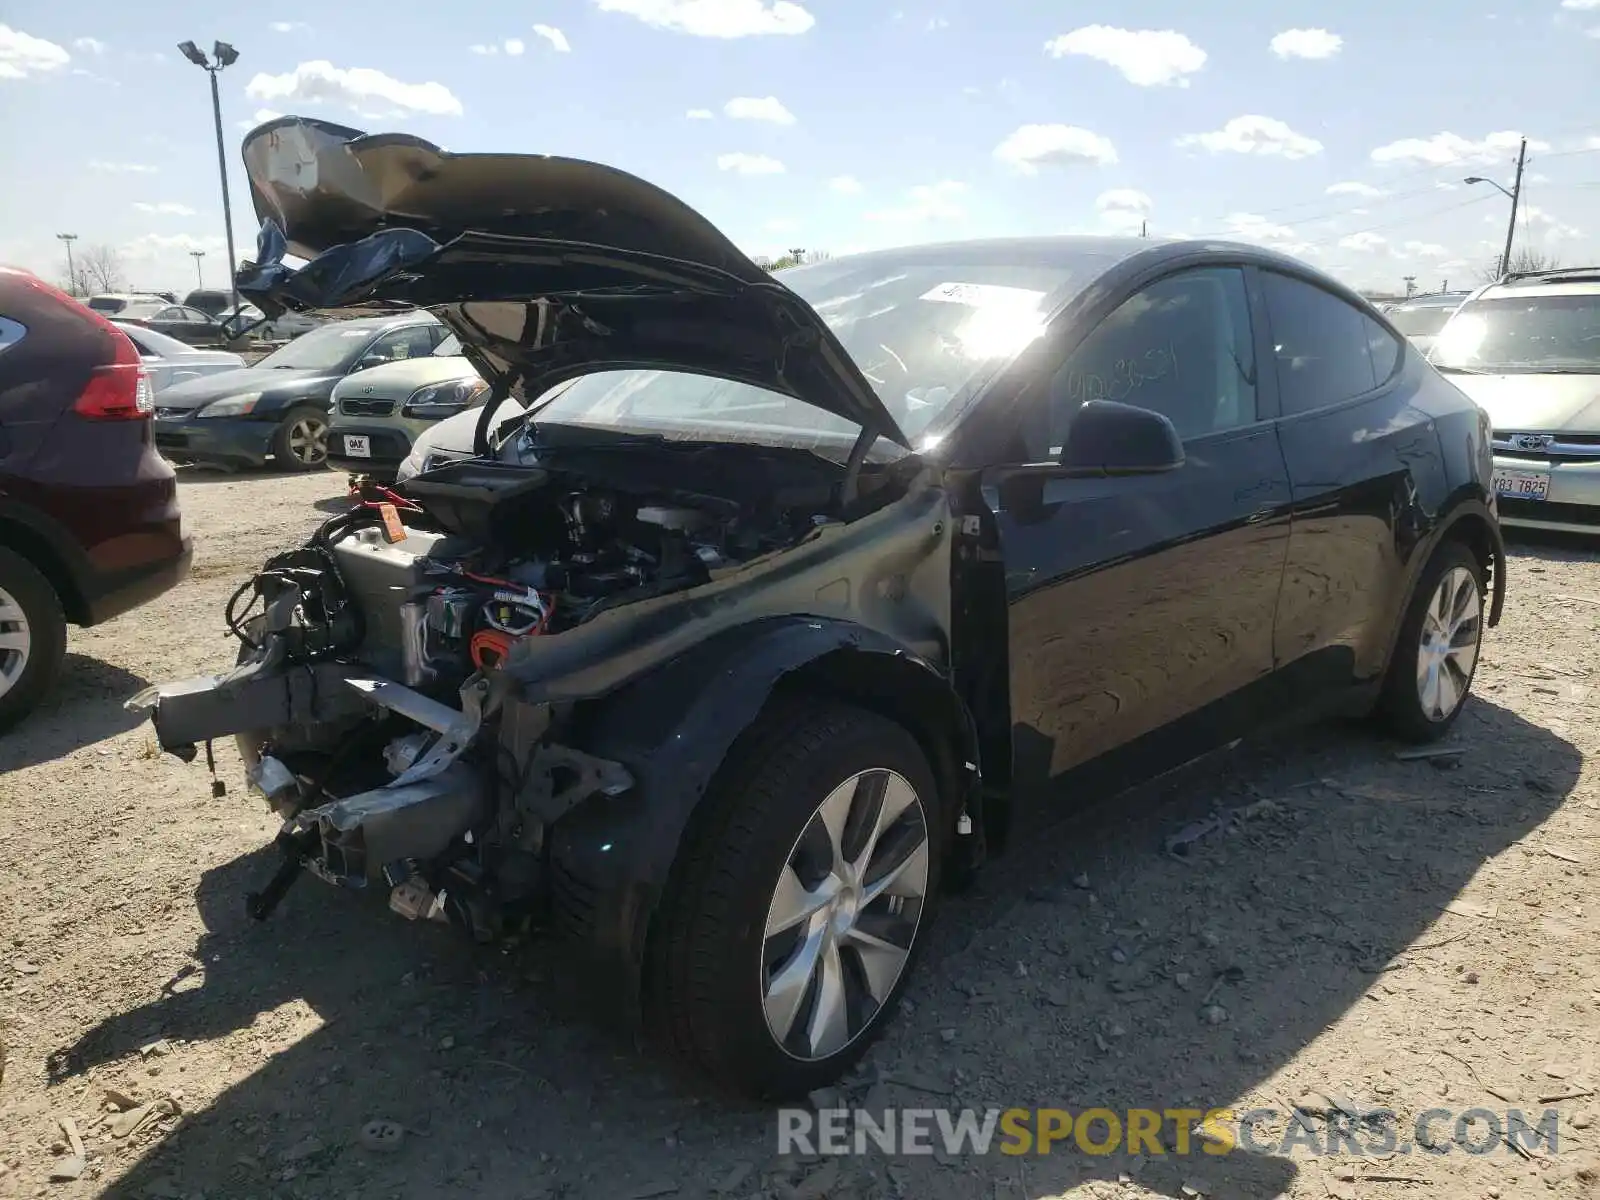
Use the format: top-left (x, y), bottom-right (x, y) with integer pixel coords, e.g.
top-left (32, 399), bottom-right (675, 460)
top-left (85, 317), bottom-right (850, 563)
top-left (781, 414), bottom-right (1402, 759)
top-left (113, 322), bottom-right (246, 394)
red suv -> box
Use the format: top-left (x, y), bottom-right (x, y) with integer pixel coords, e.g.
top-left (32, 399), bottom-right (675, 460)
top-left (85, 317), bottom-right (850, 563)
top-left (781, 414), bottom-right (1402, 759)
top-left (0, 269), bottom-right (193, 730)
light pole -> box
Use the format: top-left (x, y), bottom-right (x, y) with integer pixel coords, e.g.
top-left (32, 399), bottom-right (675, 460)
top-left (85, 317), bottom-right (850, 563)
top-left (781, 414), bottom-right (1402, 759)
top-left (1464, 136), bottom-right (1528, 279)
top-left (177, 39), bottom-right (241, 313)
top-left (56, 233), bottom-right (79, 296)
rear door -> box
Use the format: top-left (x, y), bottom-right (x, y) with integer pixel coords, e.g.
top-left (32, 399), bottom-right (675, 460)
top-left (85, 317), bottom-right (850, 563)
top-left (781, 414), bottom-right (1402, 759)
top-left (985, 265), bottom-right (1294, 786)
top-left (1261, 270), bottom-right (1446, 691)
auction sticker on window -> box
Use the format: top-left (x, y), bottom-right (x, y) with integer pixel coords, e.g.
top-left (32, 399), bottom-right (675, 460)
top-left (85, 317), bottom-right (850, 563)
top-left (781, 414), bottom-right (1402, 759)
top-left (920, 282), bottom-right (1046, 308)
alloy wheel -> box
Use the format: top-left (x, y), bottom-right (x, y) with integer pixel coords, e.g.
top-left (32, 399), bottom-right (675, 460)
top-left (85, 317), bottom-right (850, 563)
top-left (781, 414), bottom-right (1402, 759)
top-left (287, 415), bottom-right (329, 466)
top-left (1415, 564), bottom-right (1482, 722)
top-left (0, 584), bottom-right (32, 701)
top-left (760, 767), bottom-right (930, 1061)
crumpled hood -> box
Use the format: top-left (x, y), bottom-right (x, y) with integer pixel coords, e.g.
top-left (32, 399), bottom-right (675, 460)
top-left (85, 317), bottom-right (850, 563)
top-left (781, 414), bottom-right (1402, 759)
top-left (155, 365), bottom-right (335, 411)
top-left (232, 115), bottom-right (910, 447)
top-left (1444, 371), bottom-right (1600, 433)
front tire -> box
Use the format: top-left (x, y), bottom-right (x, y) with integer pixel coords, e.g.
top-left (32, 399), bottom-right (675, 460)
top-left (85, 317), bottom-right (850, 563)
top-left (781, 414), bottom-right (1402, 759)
top-left (1377, 540), bottom-right (1486, 742)
top-left (650, 702), bottom-right (942, 1098)
top-left (0, 547), bottom-right (68, 734)
top-left (270, 406), bottom-right (330, 472)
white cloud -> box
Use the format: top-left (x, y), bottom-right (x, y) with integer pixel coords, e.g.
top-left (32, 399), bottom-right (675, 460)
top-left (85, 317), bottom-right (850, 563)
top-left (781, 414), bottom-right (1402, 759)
top-left (89, 160), bottom-right (156, 174)
top-left (1520, 206), bottom-right (1583, 242)
top-left (1269, 28), bottom-right (1342, 59)
top-left (1222, 213), bottom-right (1313, 255)
top-left (765, 217), bottom-right (799, 233)
top-left (133, 202), bottom-right (198, 216)
top-left (72, 37), bottom-right (107, 55)
top-left (716, 151), bottom-right (785, 175)
top-left (1338, 232), bottom-right (1387, 253)
top-left (1561, 0), bottom-right (1600, 8)
top-left (829, 174), bottom-right (862, 195)
top-left (470, 38), bottom-right (527, 56)
top-left (532, 24), bottom-right (571, 52)
top-left (1370, 130), bottom-right (1548, 166)
top-left (1044, 25), bottom-right (1206, 87)
top-left (236, 107), bottom-right (284, 130)
top-left (685, 107), bottom-right (714, 119)
top-left (724, 95), bottom-right (795, 124)
top-left (592, 0), bottom-right (815, 38)
top-left (1404, 241), bottom-right (1449, 257)
top-left (926, 16), bottom-right (949, 31)
top-left (123, 233), bottom-right (229, 262)
top-left (1326, 181), bottom-right (1384, 198)
top-left (1178, 115), bottom-right (1323, 159)
top-left (1095, 188), bottom-right (1152, 233)
top-left (995, 124), bottom-right (1117, 174)
top-left (865, 181), bottom-right (966, 223)
top-left (246, 60), bottom-right (464, 117)
top-left (269, 21), bottom-right (309, 33)
top-left (0, 25), bottom-right (70, 79)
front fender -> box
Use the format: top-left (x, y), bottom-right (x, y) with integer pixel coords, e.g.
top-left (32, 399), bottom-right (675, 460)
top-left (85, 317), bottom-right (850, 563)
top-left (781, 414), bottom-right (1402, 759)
top-left (545, 614), bottom-right (976, 1018)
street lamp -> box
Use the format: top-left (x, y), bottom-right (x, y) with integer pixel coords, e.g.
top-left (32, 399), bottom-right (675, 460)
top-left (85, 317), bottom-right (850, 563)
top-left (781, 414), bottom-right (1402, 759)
top-left (56, 233), bottom-right (79, 296)
top-left (177, 39), bottom-right (242, 313)
top-left (190, 250), bottom-right (206, 289)
top-left (1462, 176), bottom-right (1513, 201)
top-left (1463, 135), bottom-right (1528, 279)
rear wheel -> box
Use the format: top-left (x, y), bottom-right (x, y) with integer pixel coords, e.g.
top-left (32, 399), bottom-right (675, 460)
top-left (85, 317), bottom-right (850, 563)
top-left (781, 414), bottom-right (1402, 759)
top-left (0, 547), bottom-right (68, 734)
top-left (650, 702), bottom-right (941, 1098)
top-left (1377, 541), bottom-right (1485, 742)
top-left (270, 407), bottom-right (329, 471)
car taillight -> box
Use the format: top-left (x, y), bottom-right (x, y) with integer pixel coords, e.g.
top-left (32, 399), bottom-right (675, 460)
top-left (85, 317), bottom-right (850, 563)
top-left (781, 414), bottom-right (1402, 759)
top-left (73, 324), bottom-right (154, 421)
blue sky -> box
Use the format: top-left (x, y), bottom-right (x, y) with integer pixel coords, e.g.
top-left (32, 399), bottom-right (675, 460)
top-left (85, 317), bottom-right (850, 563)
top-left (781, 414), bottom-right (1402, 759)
top-left (3, 0), bottom-right (1599, 297)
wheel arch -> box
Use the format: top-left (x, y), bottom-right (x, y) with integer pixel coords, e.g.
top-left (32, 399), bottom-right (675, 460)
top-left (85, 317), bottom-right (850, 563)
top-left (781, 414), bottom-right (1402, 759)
top-left (0, 510), bottom-right (89, 625)
top-left (546, 615), bottom-right (982, 1022)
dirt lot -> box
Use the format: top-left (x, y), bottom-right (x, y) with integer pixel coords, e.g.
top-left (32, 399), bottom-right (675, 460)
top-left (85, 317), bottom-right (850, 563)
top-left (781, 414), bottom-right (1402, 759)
top-left (2, 471), bottom-right (1598, 1200)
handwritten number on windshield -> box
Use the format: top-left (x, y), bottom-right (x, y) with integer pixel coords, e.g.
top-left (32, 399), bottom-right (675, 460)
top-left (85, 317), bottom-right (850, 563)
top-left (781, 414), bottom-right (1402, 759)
top-left (1066, 341), bottom-right (1179, 405)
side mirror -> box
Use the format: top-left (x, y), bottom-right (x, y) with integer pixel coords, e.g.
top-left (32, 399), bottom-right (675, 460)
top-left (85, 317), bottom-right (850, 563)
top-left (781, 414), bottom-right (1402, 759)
top-left (1058, 399), bottom-right (1184, 475)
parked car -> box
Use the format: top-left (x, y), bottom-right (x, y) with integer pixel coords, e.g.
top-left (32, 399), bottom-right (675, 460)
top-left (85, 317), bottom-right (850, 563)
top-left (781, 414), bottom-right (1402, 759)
top-left (0, 269), bottom-right (192, 730)
top-left (114, 301), bottom-right (230, 347)
top-left (327, 333), bottom-right (486, 480)
top-left (1385, 291), bottom-right (1471, 356)
top-left (1430, 268), bottom-right (1600, 534)
top-left (84, 292), bottom-right (170, 316)
top-left (112, 322), bottom-right (245, 394)
top-left (394, 393), bottom-right (525, 482)
top-left (132, 116), bottom-right (1507, 1098)
top-left (151, 312), bottom-right (445, 471)
top-left (218, 302), bottom-right (323, 342)
top-left (181, 289), bottom-right (233, 317)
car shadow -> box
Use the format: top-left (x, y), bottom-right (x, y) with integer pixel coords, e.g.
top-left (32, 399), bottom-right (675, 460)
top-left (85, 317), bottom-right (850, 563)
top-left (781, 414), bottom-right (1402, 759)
top-left (0, 654), bottom-right (149, 771)
top-left (57, 697), bottom-right (1577, 1200)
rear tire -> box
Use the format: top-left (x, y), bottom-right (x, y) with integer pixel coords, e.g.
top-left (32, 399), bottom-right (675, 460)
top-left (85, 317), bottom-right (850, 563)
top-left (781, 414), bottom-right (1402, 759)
top-left (1376, 540), bottom-right (1485, 743)
top-left (649, 702), bottom-right (943, 1098)
top-left (270, 406), bottom-right (330, 472)
top-left (0, 547), bottom-right (68, 734)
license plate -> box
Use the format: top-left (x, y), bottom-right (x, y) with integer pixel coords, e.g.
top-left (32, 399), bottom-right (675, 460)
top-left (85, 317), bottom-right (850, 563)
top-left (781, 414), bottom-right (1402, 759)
top-left (343, 434), bottom-right (371, 458)
top-left (1492, 468), bottom-right (1550, 501)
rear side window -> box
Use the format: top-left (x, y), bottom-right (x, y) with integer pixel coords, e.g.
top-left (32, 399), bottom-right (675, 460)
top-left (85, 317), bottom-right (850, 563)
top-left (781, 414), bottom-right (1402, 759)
top-left (1263, 272), bottom-right (1397, 415)
top-left (88, 296), bottom-right (126, 314)
top-left (0, 316), bottom-right (26, 357)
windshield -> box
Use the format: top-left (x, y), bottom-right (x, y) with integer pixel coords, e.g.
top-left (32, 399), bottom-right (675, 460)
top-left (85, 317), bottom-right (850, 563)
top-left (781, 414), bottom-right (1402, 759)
top-left (526, 252), bottom-right (1107, 451)
top-left (435, 333), bottom-right (463, 357)
top-left (114, 323), bottom-right (197, 357)
top-left (1433, 293), bottom-right (1600, 372)
top-left (1388, 304), bottom-right (1458, 338)
top-left (257, 322), bottom-right (375, 371)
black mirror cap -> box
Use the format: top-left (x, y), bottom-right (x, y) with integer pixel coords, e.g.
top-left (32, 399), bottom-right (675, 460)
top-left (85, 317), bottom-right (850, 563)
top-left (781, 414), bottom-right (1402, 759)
top-left (1058, 399), bottom-right (1185, 475)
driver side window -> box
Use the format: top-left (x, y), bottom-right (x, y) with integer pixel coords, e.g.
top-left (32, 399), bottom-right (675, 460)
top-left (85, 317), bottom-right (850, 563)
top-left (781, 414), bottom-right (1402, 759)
top-left (1042, 267), bottom-right (1258, 454)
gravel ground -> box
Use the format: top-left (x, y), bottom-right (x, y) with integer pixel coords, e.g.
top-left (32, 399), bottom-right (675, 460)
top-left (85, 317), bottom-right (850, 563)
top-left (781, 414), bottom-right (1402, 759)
top-left (1, 470), bottom-right (1597, 1200)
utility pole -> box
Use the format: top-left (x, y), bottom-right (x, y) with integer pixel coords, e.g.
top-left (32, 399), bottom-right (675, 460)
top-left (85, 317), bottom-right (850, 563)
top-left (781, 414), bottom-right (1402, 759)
top-left (1499, 137), bottom-right (1527, 279)
top-left (56, 233), bottom-right (79, 296)
top-left (190, 250), bottom-right (206, 288)
top-left (178, 40), bottom-right (241, 313)
top-left (1140, 219), bottom-right (1148, 238)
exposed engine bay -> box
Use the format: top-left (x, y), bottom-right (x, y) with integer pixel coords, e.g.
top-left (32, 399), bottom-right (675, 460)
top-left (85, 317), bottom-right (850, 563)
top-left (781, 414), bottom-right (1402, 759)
top-left (127, 441), bottom-right (943, 942)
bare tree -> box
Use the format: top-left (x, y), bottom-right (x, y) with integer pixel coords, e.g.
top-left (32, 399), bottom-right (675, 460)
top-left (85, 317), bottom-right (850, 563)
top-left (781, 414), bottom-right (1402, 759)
top-left (1476, 246), bottom-right (1561, 284)
top-left (77, 244), bottom-right (127, 294)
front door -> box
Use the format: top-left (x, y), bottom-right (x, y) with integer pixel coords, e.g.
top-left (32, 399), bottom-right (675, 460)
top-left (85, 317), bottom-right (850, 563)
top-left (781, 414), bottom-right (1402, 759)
top-left (984, 266), bottom-right (1294, 786)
